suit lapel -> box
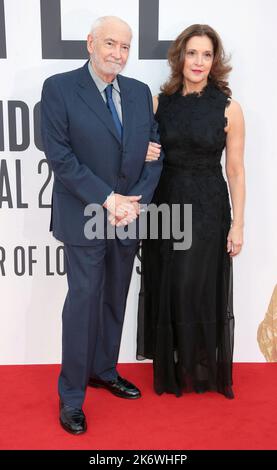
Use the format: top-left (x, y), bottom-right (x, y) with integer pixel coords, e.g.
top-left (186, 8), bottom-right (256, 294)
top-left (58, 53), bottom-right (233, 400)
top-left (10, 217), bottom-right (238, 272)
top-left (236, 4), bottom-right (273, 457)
top-left (76, 63), bottom-right (121, 144)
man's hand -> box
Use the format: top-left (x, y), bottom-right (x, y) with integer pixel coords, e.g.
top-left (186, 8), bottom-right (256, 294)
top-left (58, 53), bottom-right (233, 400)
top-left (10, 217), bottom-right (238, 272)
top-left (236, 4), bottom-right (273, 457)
top-left (104, 193), bottom-right (142, 226)
top-left (108, 200), bottom-right (141, 227)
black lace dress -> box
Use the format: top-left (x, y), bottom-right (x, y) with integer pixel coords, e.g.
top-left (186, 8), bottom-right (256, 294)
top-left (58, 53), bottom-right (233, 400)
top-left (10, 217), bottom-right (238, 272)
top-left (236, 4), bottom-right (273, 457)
top-left (137, 82), bottom-right (235, 399)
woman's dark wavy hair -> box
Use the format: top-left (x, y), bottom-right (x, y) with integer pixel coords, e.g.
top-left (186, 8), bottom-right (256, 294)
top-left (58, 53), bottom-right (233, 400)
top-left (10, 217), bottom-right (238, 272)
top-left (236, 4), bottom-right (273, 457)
top-left (161, 24), bottom-right (232, 97)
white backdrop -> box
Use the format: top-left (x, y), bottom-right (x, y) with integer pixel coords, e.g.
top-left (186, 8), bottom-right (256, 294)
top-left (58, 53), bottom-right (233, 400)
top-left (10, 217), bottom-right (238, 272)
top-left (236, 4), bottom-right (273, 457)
top-left (0, 0), bottom-right (276, 364)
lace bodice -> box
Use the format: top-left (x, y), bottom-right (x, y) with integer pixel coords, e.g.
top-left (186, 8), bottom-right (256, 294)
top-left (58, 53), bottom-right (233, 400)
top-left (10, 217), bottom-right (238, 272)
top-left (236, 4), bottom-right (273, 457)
top-left (156, 82), bottom-right (230, 173)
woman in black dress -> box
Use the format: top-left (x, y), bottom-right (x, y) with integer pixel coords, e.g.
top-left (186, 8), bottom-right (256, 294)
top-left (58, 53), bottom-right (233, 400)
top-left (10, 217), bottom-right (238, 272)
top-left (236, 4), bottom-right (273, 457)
top-left (137, 24), bottom-right (245, 399)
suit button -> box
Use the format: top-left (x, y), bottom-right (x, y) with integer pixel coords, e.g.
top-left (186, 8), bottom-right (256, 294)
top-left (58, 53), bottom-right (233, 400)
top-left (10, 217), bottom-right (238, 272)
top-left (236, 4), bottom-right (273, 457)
top-left (119, 173), bottom-right (126, 179)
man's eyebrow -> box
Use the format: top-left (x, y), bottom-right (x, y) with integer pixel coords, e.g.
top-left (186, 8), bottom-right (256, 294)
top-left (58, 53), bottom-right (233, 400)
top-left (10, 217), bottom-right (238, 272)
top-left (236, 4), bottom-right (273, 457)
top-left (104, 38), bottom-right (130, 47)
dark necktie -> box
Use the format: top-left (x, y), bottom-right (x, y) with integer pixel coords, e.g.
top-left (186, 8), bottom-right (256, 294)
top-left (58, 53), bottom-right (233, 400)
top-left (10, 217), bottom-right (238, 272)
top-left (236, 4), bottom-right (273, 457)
top-left (104, 84), bottom-right (123, 140)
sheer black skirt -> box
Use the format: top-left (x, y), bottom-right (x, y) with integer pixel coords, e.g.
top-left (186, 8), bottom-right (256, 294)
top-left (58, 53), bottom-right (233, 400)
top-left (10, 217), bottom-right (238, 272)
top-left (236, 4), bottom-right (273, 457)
top-left (136, 169), bottom-right (235, 399)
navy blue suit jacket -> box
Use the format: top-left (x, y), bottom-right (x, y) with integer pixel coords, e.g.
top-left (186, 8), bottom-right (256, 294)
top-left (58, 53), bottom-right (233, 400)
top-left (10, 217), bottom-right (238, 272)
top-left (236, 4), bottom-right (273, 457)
top-left (41, 61), bottom-right (163, 245)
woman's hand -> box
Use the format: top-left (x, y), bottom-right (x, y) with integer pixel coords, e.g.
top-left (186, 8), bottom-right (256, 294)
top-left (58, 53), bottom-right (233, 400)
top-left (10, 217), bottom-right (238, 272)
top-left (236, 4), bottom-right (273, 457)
top-left (145, 142), bottom-right (161, 161)
top-left (227, 224), bottom-right (244, 257)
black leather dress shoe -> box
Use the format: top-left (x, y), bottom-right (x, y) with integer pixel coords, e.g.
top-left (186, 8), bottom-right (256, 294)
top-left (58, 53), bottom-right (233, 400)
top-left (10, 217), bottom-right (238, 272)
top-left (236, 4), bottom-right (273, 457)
top-left (59, 401), bottom-right (87, 435)
top-left (88, 375), bottom-right (141, 399)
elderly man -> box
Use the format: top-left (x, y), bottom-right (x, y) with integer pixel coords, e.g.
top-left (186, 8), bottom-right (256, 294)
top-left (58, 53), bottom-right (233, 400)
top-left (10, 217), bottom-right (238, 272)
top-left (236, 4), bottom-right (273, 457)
top-left (41, 16), bottom-right (163, 434)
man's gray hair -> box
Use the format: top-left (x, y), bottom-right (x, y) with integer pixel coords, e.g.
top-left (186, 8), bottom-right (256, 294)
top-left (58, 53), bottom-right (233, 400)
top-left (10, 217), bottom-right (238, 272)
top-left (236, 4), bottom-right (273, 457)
top-left (89, 16), bottom-right (132, 39)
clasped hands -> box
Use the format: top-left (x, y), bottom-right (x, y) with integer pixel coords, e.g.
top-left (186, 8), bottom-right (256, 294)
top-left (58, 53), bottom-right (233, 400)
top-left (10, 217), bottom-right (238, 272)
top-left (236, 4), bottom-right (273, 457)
top-left (104, 193), bottom-right (142, 227)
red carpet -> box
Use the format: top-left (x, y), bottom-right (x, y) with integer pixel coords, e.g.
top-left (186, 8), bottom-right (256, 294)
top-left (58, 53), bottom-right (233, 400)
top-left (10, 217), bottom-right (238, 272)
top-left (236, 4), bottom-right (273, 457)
top-left (0, 363), bottom-right (276, 450)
